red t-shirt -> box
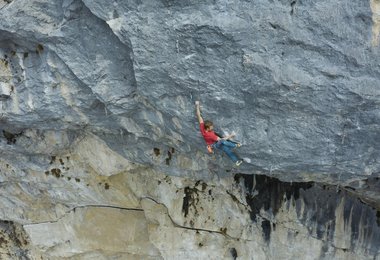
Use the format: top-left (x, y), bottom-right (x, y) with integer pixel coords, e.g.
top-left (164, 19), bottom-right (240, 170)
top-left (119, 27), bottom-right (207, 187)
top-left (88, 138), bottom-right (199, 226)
top-left (200, 122), bottom-right (219, 145)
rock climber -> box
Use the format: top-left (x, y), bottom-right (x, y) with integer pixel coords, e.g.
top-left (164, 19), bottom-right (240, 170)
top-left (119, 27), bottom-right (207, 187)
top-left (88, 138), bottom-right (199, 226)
top-left (195, 101), bottom-right (243, 166)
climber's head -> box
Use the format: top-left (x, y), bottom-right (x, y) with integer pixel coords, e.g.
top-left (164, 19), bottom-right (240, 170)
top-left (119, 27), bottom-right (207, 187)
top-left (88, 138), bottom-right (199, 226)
top-left (204, 120), bottom-right (214, 131)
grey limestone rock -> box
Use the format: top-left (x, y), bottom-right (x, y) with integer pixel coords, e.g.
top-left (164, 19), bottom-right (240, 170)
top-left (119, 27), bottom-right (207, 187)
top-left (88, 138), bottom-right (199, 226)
top-left (0, 0), bottom-right (378, 180)
top-left (0, 0), bottom-right (379, 258)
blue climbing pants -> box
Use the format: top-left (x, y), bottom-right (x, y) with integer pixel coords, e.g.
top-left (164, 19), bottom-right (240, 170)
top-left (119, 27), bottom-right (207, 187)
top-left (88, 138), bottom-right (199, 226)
top-left (213, 140), bottom-right (238, 163)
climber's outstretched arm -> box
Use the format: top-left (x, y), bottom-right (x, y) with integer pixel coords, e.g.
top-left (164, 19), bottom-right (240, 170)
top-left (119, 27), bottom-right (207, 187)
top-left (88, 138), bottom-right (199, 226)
top-left (195, 101), bottom-right (203, 124)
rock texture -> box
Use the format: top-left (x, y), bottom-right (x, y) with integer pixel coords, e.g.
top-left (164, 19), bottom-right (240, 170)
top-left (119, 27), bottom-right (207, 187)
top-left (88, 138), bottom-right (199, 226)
top-left (0, 0), bottom-right (379, 259)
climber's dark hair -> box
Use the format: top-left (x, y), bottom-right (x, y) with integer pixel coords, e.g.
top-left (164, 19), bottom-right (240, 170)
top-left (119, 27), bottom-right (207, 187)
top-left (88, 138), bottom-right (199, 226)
top-left (204, 120), bottom-right (213, 130)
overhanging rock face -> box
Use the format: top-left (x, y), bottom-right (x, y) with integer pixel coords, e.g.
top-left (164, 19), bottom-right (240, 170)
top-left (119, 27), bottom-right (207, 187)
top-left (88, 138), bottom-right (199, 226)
top-left (0, 0), bottom-right (379, 259)
top-left (0, 0), bottom-right (378, 180)
top-left (82, 0), bottom-right (380, 178)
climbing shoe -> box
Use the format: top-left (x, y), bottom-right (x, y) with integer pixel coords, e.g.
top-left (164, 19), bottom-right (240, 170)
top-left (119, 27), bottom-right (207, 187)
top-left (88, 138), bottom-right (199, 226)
top-left (235, 160), bottom-right (243, 166)
top-left (233, 143), bottom-right (241, 150)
